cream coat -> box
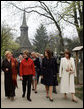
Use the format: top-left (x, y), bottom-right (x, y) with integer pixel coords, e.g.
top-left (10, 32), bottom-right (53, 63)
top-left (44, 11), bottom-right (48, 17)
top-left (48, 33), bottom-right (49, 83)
top-left (59, 57), bottom-right (76, 93)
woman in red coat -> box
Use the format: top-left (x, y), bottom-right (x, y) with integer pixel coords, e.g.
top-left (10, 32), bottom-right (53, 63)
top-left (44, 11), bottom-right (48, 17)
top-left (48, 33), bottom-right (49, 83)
top-left (20, 50), bottom-right (36, 102)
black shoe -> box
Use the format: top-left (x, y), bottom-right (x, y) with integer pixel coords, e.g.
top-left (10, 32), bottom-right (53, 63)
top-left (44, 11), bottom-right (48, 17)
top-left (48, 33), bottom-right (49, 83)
top-left (22, 94), bottom-right (25, 98)
top-left (35, 91), bottom-right (38, 94)
top-left (49, 98), bottom-right (53, 102)
top-left (10, 97), bottom-right (14, 101)
top-left (46, 96), bottom-right (49, 98)
top-left (53, 91), bottom-right (57, 94)
top-left (27, 98), bottom-right (32, 102)
top-left (32, 88), bottom-right (35, 91)
top-left (7, 96), bottom-right (10, 99)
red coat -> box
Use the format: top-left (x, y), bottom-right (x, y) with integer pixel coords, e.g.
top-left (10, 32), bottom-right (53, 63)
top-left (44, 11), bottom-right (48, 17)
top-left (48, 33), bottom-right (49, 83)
top-left (20, 58), bottom-right (36, 76)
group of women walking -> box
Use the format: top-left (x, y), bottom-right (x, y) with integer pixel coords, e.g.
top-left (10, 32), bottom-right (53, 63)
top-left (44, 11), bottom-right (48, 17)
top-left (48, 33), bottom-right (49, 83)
top-left (1, 49), bottom-right (78, 103)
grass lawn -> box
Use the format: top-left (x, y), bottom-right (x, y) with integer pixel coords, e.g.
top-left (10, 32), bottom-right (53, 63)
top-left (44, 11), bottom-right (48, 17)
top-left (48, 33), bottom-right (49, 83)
top-left (75, 86), bottom-right (83, 100)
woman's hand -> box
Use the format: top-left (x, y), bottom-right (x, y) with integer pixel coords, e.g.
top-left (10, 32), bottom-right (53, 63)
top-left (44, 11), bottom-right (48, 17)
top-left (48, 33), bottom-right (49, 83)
top-left (66, 69), bottom-right (70, 72)
top-left (70, 71), bottom-right (74, 74)
top-left (6, 68), bottom-right (9, 71)
top-left (20, 76), bottom-right (23, 80)
top-left (33, 76), bottom-right (36, 79)
top-left (41, 76), bottom-right (43, 79)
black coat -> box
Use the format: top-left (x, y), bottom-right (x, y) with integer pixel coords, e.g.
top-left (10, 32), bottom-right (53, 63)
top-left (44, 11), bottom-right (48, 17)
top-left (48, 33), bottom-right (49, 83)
top-left (33, 58), bottom-right (41, 74)
top-left (2, 59), bottom-right (16, 97)
top-left (41, 57), bottom-right (58, 86)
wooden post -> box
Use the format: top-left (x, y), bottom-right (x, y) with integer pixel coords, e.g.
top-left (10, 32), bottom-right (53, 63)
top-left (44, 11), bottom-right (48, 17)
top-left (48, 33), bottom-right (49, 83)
top-left (75, 51), bottom-right (79, 84)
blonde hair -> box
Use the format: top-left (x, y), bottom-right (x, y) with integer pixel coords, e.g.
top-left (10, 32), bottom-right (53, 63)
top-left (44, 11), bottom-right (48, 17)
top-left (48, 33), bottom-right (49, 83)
top-left (31, 52), bottom-right (35, 55)
top-left (36, 52), bottom-right (41, 57)
top-left (35, 53), bottom-right (38, 58)
top-left (31, 52), bottom-right (38, 58)
top-left (23, 50), bottom-right (29, 57)
top-left (5, 51), bottom-right (11, 57)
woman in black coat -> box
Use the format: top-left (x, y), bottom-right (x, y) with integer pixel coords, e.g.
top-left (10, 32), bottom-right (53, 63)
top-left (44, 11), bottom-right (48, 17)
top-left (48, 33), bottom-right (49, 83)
top-left (2, 51), bottom-right (18, 101)
top-left (41, 49), bottom-right (58, 102)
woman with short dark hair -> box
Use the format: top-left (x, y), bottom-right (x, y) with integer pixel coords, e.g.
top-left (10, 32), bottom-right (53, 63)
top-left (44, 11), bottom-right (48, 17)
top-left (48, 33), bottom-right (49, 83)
top-left (20, 50), bottom-right (36, 102)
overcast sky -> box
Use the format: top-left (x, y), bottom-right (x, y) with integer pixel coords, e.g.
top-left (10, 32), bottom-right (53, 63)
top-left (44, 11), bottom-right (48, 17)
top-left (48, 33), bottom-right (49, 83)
top-left (1, 1), bottom-right (78, 43)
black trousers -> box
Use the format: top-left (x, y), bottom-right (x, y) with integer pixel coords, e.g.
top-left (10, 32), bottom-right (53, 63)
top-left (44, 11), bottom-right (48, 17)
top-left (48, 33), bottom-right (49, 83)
top-left (37, 73), bottom-right (40, 84)
top-left (22, 75), bottom-right (32, 99)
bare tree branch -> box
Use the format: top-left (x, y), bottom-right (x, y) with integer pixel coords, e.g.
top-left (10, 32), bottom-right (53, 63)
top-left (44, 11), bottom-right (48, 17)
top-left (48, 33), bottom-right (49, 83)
top-left (59, 1), bottom-right (71, 4)
top-left (9, 2), bottom-right (53, 20)
top-left (9, 1), bottom-right (64, 51)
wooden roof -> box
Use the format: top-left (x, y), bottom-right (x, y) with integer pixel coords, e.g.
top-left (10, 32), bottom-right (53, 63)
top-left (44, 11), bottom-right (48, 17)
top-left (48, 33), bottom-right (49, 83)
top-left (72, 46), bottom-right (83, 51)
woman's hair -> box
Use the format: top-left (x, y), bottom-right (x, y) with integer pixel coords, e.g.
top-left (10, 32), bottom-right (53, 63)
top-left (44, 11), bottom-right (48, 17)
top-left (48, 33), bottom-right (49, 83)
top-left (51, 51), bottom-right (54, 57)
top-left (36, 52), bottom-right (41, 57)
top-left (45, 49), bottom-right (52, 59)
top-left (64, 49), bottom-right (71, 58)
top-left (31, 52), bottom-right (38, 58)
top-left (23, 50), bottom-right (29, 57)
top-left (5, 51), bottom-right (11, 57)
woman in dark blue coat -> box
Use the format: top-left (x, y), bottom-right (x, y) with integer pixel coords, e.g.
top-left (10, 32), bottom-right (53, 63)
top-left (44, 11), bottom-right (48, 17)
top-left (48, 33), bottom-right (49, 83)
top-left (41, 49), bottom-right (58, 102)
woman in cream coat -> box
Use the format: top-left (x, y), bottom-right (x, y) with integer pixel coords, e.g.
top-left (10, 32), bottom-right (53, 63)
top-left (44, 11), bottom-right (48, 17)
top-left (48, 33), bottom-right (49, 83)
top-left (59, 50), bottom-right (78, 102)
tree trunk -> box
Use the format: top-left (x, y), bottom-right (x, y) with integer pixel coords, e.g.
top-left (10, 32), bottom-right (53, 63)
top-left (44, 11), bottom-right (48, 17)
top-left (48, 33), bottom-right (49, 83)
top-left (54, 22), bottom-right (64, 52)
top-left (78, 29), bottom-right (83, 45)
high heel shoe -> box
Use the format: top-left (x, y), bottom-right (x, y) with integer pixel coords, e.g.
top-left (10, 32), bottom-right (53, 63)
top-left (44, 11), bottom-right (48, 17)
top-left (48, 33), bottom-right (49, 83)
top-left (49, 97), bottom-right (53, 102)
top-left (22, 93), bottom-right (25, 98)
top-left (72, 99), bottom-right (78, 103)
top-left (27, 98), bottom-right (32, 102)
top-left (35, 91), bottom-right (38, 94)
top-left (32, 88), bottom-right (35, 91)
top-left (46, 96), bottom-right (49, 98)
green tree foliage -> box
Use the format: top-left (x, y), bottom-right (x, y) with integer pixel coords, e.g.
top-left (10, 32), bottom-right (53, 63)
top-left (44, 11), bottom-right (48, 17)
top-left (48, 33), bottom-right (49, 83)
top-left (63, 37), bottom-right (80, 51)
top-left (33, 24), bottom-right (48, 54)
top-left (1, 24), bottom-right (20, 58)
top-left (60, 1), bottom-right (83, 45)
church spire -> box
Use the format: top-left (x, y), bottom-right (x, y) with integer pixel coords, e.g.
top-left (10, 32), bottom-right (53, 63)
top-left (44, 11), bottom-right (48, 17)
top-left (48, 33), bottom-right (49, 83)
top-left (21, 10), bottom-right (27, 27)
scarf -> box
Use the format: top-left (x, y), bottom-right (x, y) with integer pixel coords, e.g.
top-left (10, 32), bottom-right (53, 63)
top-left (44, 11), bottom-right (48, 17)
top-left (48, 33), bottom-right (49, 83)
top-left (11, 57), bottom-right (18, 88)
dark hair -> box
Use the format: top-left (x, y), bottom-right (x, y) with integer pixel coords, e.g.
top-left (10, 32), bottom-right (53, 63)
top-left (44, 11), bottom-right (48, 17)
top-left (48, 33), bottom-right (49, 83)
top-left (45, 49), bottom-right (52, 59)
top-left (51, 51), bottom-right (54, 57)
top-left (20, 53), bottom-right (23, 55)
top-left (64, 49), bottom-right (71, 58)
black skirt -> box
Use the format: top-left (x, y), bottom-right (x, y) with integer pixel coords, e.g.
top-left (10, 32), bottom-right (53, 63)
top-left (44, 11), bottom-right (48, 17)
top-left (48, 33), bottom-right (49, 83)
top-left (4, 72), bottom-right (15, 97)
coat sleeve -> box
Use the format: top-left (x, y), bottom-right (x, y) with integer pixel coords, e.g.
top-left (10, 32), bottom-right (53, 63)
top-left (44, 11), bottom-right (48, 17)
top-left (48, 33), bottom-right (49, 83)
top-left (32, 61), bottom-right (36, 76)
top-left (41, 58), bottom-right (45, 76)
top-left (54, 58), bottom-right (58, 73)
top-left (59, 58), bottom-right (63, 77)
top-left (1, 60), bottom-right (6, 72)
top-left (71, 58), bottom-right (77, 77)
top-left (15, 59), bottom-right (19, 70)
top-left (20, 62), bottom-right (23, 76)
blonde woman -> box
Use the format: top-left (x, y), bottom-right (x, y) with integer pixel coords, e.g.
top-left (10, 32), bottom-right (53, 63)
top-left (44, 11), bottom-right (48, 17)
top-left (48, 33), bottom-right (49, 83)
top-left (59, 49), bottom-right (78, 103)
top-left (2, 51), bottom-right (18, 101)
top-left (31, 52), bottom-right (40, 93)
